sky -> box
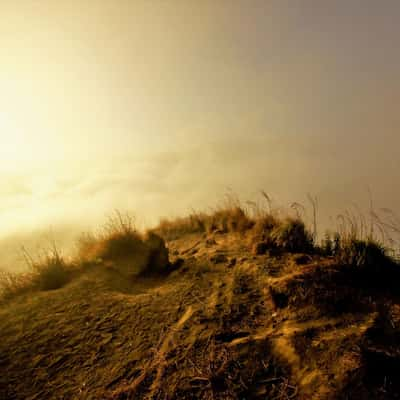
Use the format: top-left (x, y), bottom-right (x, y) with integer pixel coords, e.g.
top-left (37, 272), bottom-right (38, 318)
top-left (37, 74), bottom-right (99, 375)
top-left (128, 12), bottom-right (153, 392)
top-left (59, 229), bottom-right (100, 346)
top-left (1, 1), bottom-right (400, 268)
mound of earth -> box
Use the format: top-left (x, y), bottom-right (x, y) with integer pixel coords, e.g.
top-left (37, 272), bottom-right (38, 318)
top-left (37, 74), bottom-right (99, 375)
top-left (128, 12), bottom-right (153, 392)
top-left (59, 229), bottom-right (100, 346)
top-left (1, 231), bottom-right (400, 399)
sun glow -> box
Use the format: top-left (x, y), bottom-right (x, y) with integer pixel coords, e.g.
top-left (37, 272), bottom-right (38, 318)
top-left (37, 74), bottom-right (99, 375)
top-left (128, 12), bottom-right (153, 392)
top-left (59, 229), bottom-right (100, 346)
top-left (0, 81), bottom-right (52, 170)
top-left (0, 0), bottom-right (400, 268)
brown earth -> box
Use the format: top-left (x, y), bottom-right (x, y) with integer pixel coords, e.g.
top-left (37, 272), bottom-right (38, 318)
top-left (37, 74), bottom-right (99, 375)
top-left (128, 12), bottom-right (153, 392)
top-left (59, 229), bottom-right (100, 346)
top-left (1, 231), bottom-right (400, 399)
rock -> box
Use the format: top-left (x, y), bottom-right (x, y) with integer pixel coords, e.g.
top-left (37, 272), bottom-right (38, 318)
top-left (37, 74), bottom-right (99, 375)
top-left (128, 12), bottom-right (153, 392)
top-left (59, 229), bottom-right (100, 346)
top-left (144, 232), bottom-right (170, 273)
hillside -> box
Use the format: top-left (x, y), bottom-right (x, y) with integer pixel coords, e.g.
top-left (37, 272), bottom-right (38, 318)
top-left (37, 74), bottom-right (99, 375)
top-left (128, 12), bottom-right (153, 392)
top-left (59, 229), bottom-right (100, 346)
top-left (1, 210), bottom-right (400, 399)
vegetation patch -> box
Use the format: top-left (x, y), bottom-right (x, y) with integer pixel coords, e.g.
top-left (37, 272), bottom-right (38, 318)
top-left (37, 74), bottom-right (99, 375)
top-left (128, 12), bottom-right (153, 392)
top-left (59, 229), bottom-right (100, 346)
top-left (0, 270), bottom-right (34, 301)
top-left (0, 246), bottom-right (70, 302)
top-left (2, 195), bottom-right (400, 399)
top-left (77, 212), bottom-right (170, 276)
top-left (269, 218), bottom-right (314, 253)
top-left (30, 250), bottom-right (70, 291)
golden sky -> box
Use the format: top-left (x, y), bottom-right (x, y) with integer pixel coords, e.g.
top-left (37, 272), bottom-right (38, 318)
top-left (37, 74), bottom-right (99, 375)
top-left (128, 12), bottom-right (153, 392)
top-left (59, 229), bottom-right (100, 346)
top-left (1, 1), bottom-right (400, 255)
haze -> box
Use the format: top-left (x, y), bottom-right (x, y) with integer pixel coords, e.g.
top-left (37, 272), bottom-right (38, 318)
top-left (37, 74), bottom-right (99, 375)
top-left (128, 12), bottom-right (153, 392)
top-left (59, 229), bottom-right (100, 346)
top-left (1, 1), bottom-right (400, 269)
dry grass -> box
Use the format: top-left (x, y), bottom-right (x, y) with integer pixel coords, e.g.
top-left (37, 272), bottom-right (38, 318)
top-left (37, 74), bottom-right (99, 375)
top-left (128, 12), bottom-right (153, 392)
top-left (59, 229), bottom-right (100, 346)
top-left (153, 193), bottom-right (255, 241)
top-left (77, 211), bottom-right (169, 276)
top-left (158, 191), bottom-right (316, 247)
top-left (3, 194), bottom-right (400, 305)
top-left (0, 269), bottom-right (34, 301)
top-left (320, 205), bottom-right (400, 270)
top-left (251, 216), bottom-right (315, 255)
top-left (154, 213), bottom-right (208, 241)
top-left (269, 218), bottom-right (314, 253)
top-left (154, 193), bottom-right (293, 241)
top-left (154, 194), bottom-right (316, 257)
top-left (153, 207), bottom-right (253, 241)
top-left (252, 214), bottom-right (279, 236)
top-left (336, 238), bottom-right (390, 269)
top-left (1, 212), bottom-right (171, 303)
top-left (29, 248), bottom-right (70, 291)
top-left (2, 197), bottom-right (400, 399)
top-left (0, 245), bottom-right (71, 302)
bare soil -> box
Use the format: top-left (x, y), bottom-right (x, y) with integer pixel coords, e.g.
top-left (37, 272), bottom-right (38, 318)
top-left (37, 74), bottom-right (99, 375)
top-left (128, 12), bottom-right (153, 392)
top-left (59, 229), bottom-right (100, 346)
top-left (1, 232), bottom-right (400, 399)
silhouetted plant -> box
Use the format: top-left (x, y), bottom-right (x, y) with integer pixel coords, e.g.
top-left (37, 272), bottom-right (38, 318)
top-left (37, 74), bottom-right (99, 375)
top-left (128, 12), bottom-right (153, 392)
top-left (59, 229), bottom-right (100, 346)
top-left (23, 245), bottom-right (70, 291)
top-left (270, 218), bottom-right (314, 253)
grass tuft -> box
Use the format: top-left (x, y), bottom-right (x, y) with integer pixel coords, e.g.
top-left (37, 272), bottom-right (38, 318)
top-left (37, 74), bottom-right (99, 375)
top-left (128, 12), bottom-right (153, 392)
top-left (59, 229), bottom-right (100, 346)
top-left (153, 213), bottom-right (207, 241)
top-left (0, 270), bottom-right (33, 301)
top-left (77, 211), bottom-right (170, 276)
top-left (0, 244), bottom-right (70, 302)
top-left (269, 218), bottom-right (314, 253)
top-left (334, 238), bottom-right (392, 270)
top-left (154, 205), bottom-right (253, 241)
top-left (31, 251), bottom-right (70, 291)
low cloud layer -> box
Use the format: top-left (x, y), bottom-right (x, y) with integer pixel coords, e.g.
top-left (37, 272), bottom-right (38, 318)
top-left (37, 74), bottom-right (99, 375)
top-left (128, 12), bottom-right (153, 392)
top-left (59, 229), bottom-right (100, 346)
top-left (2, 132), bottom-right (399, 262)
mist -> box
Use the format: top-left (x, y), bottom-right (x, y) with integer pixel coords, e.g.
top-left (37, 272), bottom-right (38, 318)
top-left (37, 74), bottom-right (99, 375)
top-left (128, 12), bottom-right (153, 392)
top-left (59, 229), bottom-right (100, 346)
top-left (1, 1), bottom-right (400, 270)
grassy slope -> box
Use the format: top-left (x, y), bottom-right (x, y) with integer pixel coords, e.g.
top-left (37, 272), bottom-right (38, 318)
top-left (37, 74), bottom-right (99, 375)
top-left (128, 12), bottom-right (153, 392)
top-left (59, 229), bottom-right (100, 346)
top-left (1, 231), bottom-right (400, 399)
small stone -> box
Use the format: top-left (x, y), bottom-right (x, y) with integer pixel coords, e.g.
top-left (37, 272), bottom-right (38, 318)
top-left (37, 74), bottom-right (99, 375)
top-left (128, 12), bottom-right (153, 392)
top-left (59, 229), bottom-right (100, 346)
top-left (205, 238), bottom-right (217, 247)
top-left (227, 257), bottom-right (237, 268)
top-left (210, 253), bottom-right (228, 264)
